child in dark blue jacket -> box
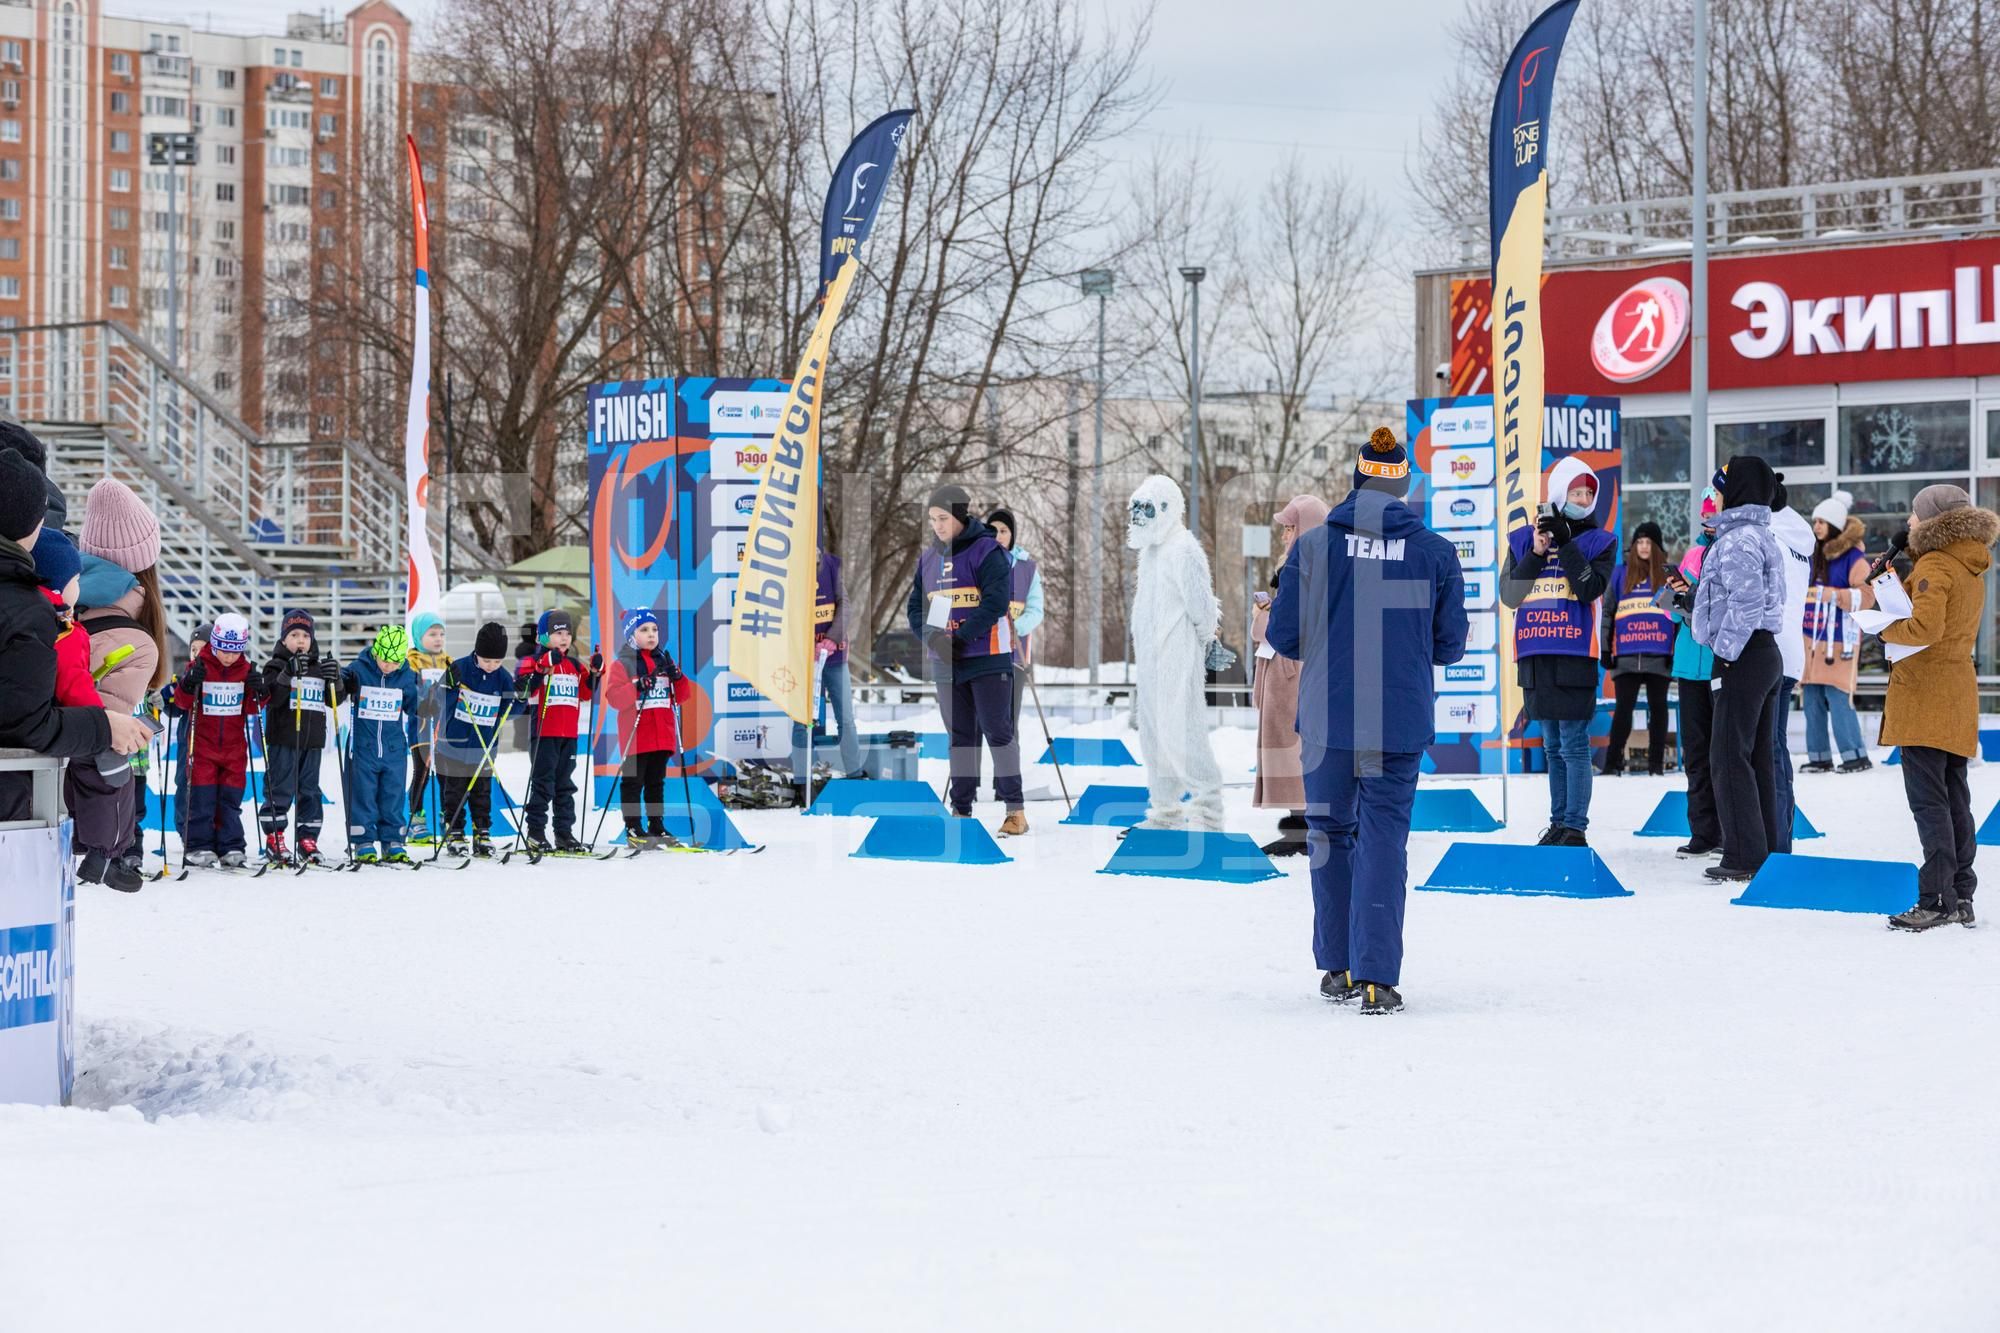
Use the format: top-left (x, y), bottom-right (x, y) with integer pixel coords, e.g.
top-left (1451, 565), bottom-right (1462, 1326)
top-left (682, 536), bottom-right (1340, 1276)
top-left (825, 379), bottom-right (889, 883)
top-left (341, 624), bottom-right (424, 863)
top-left (433, 621), bottom-right (516, 857)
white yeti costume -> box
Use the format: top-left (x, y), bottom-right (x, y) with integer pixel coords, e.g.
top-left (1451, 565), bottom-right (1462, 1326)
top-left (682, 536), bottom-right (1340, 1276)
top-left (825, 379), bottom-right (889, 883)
top-left (1127, 475), bottom-right (1225, 831)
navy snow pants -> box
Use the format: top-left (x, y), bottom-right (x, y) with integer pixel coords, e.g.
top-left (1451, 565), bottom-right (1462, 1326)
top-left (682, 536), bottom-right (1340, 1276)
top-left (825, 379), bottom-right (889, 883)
top-left (347, 741), bottom-right (409, 850)
top-left (1302, 743), bottom-right (1420, 987)
top-left (258, 745), bottom-right (325, 840)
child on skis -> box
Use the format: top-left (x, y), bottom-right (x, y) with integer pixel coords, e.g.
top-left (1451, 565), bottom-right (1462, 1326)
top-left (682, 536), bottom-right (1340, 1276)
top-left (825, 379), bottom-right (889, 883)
top-left (33, 531), bottom-right (145, 892)
top-left (515, 608), bottom-right (599, 854)
top-left (404, 612), bottom-right (450, 838)
top-left (257, 608), bottom-right (340, 866)
top-left (601, 608), bottom-right (693, 849)
top-left (166, 612), bottom-right (264, 868)
top-left (434, 621), bottom-right (515, 858)
top-left (341, 624), bottom-right (424, 864)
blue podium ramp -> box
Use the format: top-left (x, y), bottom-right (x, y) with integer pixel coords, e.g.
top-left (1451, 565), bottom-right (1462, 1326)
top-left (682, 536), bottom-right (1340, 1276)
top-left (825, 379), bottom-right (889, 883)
top-left (1097, 828), bottom-right (1281, 884)
top-left (1418, 843), bottom-right (1630, 899)
top-left (805, 778), bottom-right (943, 818)
top-left (1410, 788), bottom-right (1501, 833)
top-left (1979, 801), bottom-right (2000, 847)
top-left (1730, 853), bottom-right (1916, 915)
top-left (1039, 737), bottom-right (1139, 767)
top-left (853, 815), bottom-right (1011, 865)
top-left (1061, 784), bottom-right (1153, 827)
top-left (1635, 790), bottom-right (1822, 840)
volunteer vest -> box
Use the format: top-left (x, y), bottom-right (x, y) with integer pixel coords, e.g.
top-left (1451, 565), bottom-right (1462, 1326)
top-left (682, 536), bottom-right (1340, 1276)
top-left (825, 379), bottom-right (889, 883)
top-left (1610, 564), bottom-right (1676, 657)
top-left (1802, 545), bottom-right (1866, 644)
top-left (918, 536), bottom-right (1010, 659)
top-left (1007, 554), bottom-right (1038, 665)
top-left (1508, 526), bottom-right (1616, 660)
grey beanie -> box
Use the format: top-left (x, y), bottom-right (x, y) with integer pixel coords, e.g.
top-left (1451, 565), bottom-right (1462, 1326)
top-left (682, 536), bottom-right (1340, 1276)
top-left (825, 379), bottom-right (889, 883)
top-left (1912, 484), bottom-right (1972, 523)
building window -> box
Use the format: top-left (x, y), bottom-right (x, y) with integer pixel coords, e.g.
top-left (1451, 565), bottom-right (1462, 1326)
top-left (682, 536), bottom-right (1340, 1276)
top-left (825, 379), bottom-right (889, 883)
top-left (110, 167), bottom-right (132, 192)
top-left (416, 124), bottom-right (435, 147)
top-left (216, 107), bottom-right (236, 128)
top-left (319, 77), bottom-right (336, 97)
top-left (216, 69), bottom-right (235, 89)
top-left (318, 113), bottom-right (336, 135)
top-left (0, 237), bottom-right (16, 260)
top-left (216, 144), bottom-right (234, 165)
top-left (215, 219), bottom-right (234, 241)
top-left (2, 40), bottom-right (23, 64)
top-left (213, 371), bottom-right (232, 392)
top-left (109, 285), bottom-right (129, 307)
top-left (267, 145), bottom-right (307, 167)
top-left (214, 294), bottom-right (233, 316)
top-left (0, 160), bottom-right (17, 182)
top-left (213, 257), bottom-right (235, 277)
top-left (316, 226), bottom-right (333, 248)
top-left (0, 277), bottom-right (20, 300)
top-left (109, 91), bottom-right (129, 114)
top-left (1716, 418), bottom-right (1826, 472)
top-left (0, 200), bottom-right (18, 222)
top-left (109, 129), bottom-right (130, 153)
top-left (315, 413), bottom-right (334, 434)
top-left (109, 207), bottom-right (129, 230)
top-left (0, 121), bottom-right (16, 143)
top-left (215, 182), bottom-right (234, 202)
top-left (109, 245), bottom-right (128, 268)
top-left (141, 96), bottom-right (187, 118)
top-left (1838, 401), bottom-right (1970, 476)
top-left (268, 184), bottom-right (308, 206)
top-left (109, 51), bottom-right (130, 75)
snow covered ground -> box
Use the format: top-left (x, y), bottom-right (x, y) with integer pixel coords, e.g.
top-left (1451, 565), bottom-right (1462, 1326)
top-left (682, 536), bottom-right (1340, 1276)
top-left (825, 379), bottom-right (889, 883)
top-left (6, 721), bottom-right (2000, 1331)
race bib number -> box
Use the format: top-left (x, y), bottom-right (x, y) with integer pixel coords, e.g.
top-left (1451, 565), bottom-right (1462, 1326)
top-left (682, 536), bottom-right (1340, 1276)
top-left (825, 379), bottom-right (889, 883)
top-left (201, 681), bottom-right (243, 717)
top-left (638, 679), bottom-right (676, 711)
top-left (289, 676), bottom-right (326, 713)
top-left (543, 673), bottom-right (579, 709)
top-left (455, 688), bottom-right (501, 727)
top-left (358, 685), bottom-right (404, 724)
top-left (420, 667), bottom-right (445, 686)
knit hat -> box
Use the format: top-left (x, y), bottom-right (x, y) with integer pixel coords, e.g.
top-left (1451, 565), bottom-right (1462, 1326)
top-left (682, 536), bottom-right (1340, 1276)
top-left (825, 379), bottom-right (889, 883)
top-left (411, 610), bottom-right (444, 645)
top-left (986, 508), bottom-right (1018, 543)
top-left (1770, 472), bottom-right (1790, 512)
top-left (78, 477), bottom-right (161, 572)
top-left (474, 621), bottom-right (508, 659)
top-left (925, 484), bottom-right (972, 525)
top-left (280, 607), bottom-right (315, 641)
top-left (372, 624), bottom-right (411, 664)
top-left (537, 608), bottom-right (574, 643)
top-left (210, 612), bottom-right (251, 655)
top-left (31, 529), bottom-right (82, 593)
top-left (1912, 484), bottom-right (1972, 523)
top-left (621, 608), bottom-right (659, 645)
top-left (0, 421), bottom-right (47, 469)
top-left (0, 449), bottom-right (46, 541)
top-left (1354, 427), bottom-right (1412, 497)
top-left (1632, 521), bottom-right (1665, 550)
top-left (1812, 489), bottom-right (1854, 530)
top-left (1721, 455), bottom-right (1776, 510)
top-left (1276, 494), bottom-right (1331, 530)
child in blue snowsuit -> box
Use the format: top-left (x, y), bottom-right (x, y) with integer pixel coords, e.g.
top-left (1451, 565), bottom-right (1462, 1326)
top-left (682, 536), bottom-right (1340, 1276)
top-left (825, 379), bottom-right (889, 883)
top-left (434, 620), bottom-right (516, 856)
top-left (341, 624), bottom-right (423, 863)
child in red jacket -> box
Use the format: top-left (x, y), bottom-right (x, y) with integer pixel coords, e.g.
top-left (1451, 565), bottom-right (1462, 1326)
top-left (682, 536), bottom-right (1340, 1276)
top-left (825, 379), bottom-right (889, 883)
top-left (600, 609), bottom-right (692, 849)
top-left (167, 612), bottom-right (265, 868)
top-left (515, 608), bottom-right (598, 853)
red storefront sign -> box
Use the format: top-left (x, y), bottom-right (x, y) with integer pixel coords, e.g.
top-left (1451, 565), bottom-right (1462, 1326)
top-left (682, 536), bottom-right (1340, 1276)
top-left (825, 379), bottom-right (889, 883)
top-left (1448, 235), bottom-right (2000, 396)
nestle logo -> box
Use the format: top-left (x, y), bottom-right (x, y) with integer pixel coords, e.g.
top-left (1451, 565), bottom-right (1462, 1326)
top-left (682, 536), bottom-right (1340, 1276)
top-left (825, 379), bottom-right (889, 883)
top-left (1450, 498), bottom-right (1476, 517)
top-left (734, 493), bottom-right (757, 515)
top-left (1, 923), bottom-right (58, 1031)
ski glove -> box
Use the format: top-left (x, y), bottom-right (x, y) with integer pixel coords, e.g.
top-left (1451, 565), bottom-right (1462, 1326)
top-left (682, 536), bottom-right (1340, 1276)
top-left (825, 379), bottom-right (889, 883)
top-left (924, 629), bottom-right (955, 661)
top-left (1204, 639), bottom-right (1237, 673)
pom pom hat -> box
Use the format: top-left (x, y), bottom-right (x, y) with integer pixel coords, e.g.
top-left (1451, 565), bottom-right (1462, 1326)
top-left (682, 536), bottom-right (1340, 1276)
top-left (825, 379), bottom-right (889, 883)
top-left (210, 613), bottom-right (251, 655)
top-left (1352, 427), bottom-right (1412, 497)
top-left (1812, 489), bottom-right (1855, 531)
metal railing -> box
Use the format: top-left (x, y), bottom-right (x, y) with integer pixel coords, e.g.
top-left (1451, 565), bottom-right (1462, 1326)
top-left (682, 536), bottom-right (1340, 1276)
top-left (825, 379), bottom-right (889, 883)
top-left (1454, 168), bottom-right (2000, 264)
top-left (0, 750), bottom-right (64, 832)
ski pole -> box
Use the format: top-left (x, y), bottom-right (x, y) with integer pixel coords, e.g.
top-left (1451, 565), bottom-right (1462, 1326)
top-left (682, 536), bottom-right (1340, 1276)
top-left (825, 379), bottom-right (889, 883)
top-left (580, 658), bottom-right (603, 849)
top-left (586, 701), bottom-right (642, 851)
top-left (246, 712), bottom-right (268, 857)
top-left (428, 690), bottom-right (507, 862)
top-left (154, 710), bottom-right (173, 879)
top-left (493, 767), bottom-right (537, 862)
top-left (668, 688), bottom-right (699, 847)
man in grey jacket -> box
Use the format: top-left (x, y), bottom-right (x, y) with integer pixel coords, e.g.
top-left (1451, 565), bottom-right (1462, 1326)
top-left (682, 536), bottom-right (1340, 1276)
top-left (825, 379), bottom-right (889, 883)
top-left (1693, 455), bottom-right (1788, 882)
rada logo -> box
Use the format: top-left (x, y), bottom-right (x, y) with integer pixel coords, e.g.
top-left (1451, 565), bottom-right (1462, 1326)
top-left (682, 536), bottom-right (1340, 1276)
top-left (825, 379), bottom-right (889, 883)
top-left (1591, 276), bottom-right (1691, 383)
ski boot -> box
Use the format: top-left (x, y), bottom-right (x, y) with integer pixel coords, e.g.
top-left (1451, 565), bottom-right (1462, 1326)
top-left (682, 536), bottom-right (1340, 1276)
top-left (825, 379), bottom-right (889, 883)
top-left (297, 837), bottom-right (322, 866)
top-left (1358, 981), bottom-right (1404, 1015)
top-left (1320, 969), bottom-right (1361, 1004)
top-left (383, 847), bottom-right (414, 866)
top-left (77, 849), bottom-right (109, 885)
top-left (471, 835), bottom-right (495, 859)
top-left (184, 850), bottom-right (219, 869)
top-left (442, 838), bottom-right (470, 858)
top-left (645, 827), bottom-right (682, 849)
top-left (220, 850), bottom-right (247, 868)
top-left (521, 832), bottom-right (553, 857)
top-left (554, 832), bottom-right (587, 855)
top-left (264, 831), bottom-right (291, 866)
top-left (351, 845), bottom-right (380, 864)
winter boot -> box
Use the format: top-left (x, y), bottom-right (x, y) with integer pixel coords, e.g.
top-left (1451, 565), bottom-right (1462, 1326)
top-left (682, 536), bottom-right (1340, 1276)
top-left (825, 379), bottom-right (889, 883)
top-left (184, 850), bottom-right (219, 868)
top-left (997, 811), bottom-right (1029, 838)
top-left (77, 849), bottom-right (109, 885)
top-left (297, 837), bottom-right (321, 865)
top-left (1262, 814), bottom-right (1310, 858)
top-left (220, 850), bottom-right (247, 868)
top-left (102, 858), bottom-right (143, 892)
top-left (472, 835), bottom-right (495, 859)
top-left (442, 838), bottom-right (469, 858)
top-left (1536, 825), bottom-right (1569, 846)
top-left (647, 826), bottom-right (683, 849)
top-left (1799, 760), bottom-right (1834, 774)
top-left (1675, 840), bottom-right (1723, 859)
top-left (1319, 970), bottom-right (1361, 1004)
top-left (1957, 899), bottom-right (1977, 928)
top-left (1837, 757), bottom-right (1873, 774)
top-left (264, 831), bottom-right (290, 865)
top-left (555, 832), bottom-right (587, 855)
top-left (1704, 864), bottom-right (1755, 884)
top-left (1557, 827), bottom-right (1589, 848)
top-left (1889, 901), bottom-right (1956, 931)
top-left (1358, 982), bottom-right (1404, 1015)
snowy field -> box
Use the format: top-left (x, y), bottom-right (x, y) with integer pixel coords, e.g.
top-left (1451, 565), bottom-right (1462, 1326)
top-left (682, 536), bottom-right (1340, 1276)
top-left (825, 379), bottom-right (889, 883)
top-left (6, 720), bottom-right (2000, 1331)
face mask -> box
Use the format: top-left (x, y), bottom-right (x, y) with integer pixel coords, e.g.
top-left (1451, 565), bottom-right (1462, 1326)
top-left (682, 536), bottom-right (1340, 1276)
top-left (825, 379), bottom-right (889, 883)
top-left (1561, 501), bottom-right (1592, 521)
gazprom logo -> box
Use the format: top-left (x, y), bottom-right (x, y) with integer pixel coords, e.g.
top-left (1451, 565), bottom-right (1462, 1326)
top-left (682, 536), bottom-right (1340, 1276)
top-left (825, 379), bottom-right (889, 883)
top-left (1, 924), bottom-right (59, 1031)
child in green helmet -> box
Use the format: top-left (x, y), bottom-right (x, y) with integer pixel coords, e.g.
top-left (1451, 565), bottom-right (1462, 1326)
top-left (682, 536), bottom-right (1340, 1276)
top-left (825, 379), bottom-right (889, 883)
top-left (338, 623), bottom-right (424, 864)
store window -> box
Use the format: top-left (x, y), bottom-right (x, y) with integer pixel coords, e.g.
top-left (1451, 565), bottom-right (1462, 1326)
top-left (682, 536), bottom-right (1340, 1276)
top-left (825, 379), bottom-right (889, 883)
top-left (1717, 418), bottom-right (1825, 471)
top-left (1979, 479), bottom-right (2000, 683)
top-left (1839, 401), bottom-right (1970, 475)
top-left (1984, 409), bottom-right (2000, 465)
top-left (1617, 416), bottom-right (1693, 555)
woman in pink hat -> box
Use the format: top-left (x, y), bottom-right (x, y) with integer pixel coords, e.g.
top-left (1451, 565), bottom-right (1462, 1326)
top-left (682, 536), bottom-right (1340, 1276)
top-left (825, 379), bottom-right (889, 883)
top-left (1252, 493), bottom-right (1330, 855)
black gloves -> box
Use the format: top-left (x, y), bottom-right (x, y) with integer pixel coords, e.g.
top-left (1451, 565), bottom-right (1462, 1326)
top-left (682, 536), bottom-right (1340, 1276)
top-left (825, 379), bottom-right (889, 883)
top-left (288, 653), bottom-right (313, 678)
top-left (925, 629), bottom-right (955, 661)
top-left (316, 657), bottom-right (339, 682)
top-left (1535, 510), bottom-right (1573, 549)
top-left (587, 652), bottom-right (603, 676)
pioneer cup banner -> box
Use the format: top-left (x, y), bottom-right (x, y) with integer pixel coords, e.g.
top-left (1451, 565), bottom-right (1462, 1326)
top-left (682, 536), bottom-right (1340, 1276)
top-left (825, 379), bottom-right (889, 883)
top-left (1489, 0), bottom-right (1581, 763)
top-left (1407, 392), bottom-right (1621, 775)
top-left (402, 135), bottom-right (442, 625)
top-left (820, 109), bottom-right (915, 299)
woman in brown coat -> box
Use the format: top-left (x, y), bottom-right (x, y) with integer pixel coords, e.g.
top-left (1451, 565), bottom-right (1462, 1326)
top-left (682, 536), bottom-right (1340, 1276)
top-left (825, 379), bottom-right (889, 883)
top-left (1252, 493), bottom-right (1329, 855)
top-left (1878, 485), bottom-right (1999, 931)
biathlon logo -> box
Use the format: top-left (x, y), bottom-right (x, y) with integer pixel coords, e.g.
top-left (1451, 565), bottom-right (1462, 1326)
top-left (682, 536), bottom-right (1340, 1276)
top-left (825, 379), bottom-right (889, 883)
top-left (1591, 276), bottom-right (1691, 382)
top-left (1, 923), bottom-right (59, 1031)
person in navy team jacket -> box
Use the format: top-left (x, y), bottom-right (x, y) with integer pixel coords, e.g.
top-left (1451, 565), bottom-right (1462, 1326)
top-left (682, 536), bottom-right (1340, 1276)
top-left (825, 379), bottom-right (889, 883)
top-left (1268, 427), bottom-right (1468, 1016)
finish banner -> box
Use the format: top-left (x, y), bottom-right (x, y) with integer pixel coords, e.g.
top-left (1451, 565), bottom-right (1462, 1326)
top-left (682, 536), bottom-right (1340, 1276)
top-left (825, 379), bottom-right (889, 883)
top-left (402, 136), bottom-right (442, 623)
top-left (1407, 393), bottom-right (1621, 775)
top-left (1489, 0), bottom-right (1580, 769)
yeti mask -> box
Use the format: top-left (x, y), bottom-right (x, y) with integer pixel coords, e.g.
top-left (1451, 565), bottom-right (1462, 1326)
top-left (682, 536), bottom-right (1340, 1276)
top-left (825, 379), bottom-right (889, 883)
top-left (1128, 475), bottom-right (1185, 550)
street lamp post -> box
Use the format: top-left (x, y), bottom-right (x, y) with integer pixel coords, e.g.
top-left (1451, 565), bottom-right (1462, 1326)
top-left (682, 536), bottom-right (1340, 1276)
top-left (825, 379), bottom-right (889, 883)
top-left (1179, 266), bottom-right (1206, 542)
top-left (1079, 268), bottom-right (1114, 686)
top-left (146, 130), bottom-right (198, 369)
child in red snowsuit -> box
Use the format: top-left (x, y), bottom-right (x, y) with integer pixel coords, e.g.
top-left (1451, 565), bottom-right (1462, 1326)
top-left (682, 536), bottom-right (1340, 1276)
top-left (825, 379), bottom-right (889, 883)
top-left (515, 608), bottom-right (598, 853)
top-left (168, 612), bottom-right (265, 865)
top-left (599, 609), bottom-right (692, 848)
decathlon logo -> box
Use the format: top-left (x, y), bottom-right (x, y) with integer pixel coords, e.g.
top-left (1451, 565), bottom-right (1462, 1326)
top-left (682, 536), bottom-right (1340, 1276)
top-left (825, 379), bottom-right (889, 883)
top-left (726, 682), bottom-right (761, 705)
top-left (1591, 276), bottom-right (1691, 382)
top-left (0, 924), bottom-right (58, 1031)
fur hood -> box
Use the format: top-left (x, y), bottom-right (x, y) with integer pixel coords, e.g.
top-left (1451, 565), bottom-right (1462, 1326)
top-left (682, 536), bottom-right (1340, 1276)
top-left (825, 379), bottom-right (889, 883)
top-left (1911, 505), bottom-right (2000, 558)
top-left (1821, 515), bottom-right (1866, 559)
